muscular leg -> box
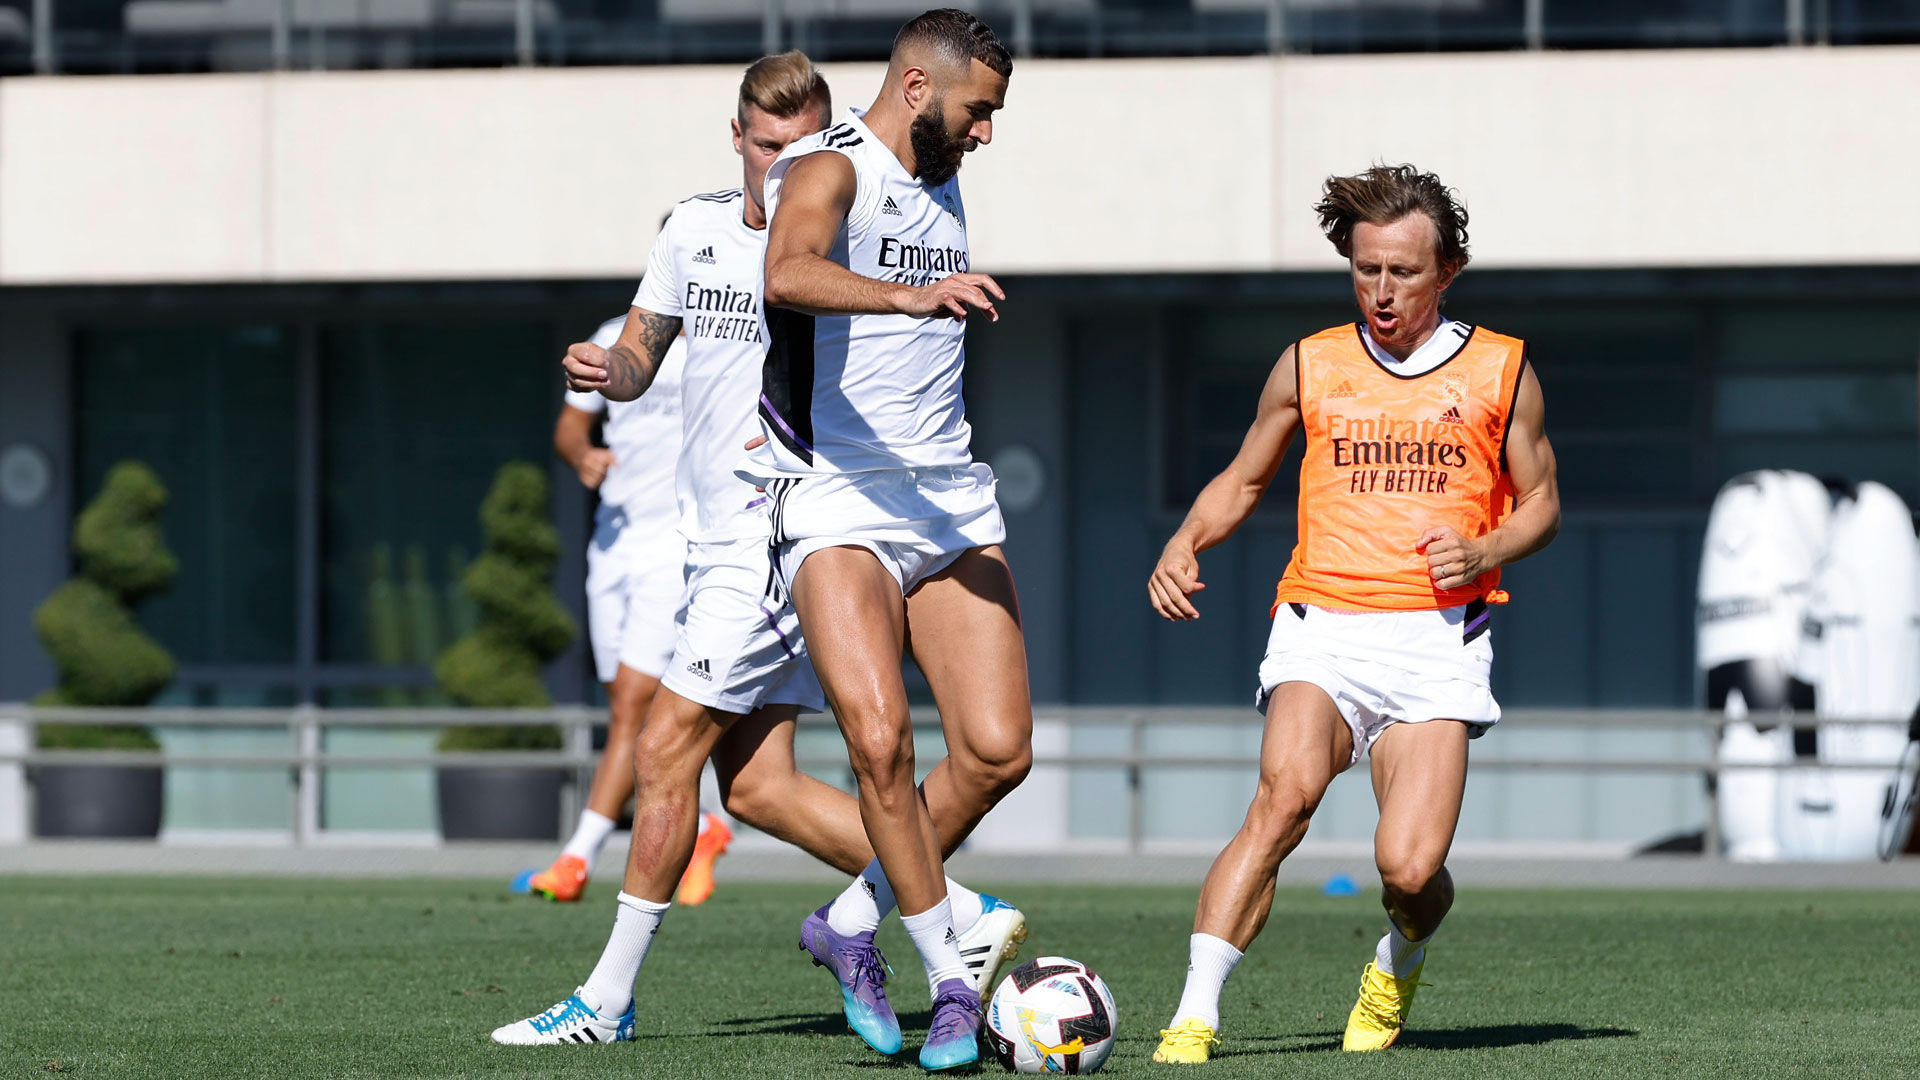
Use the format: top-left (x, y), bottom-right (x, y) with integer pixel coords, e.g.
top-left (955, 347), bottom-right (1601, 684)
top-left (905, 546), bottom-right (1034, 851)
top-left (1160, 682), bottom-right (1351, 1041)
top-left (1368, 719), bottom-right (1469, 942)
top-left (617, 687), bottom-right (731, 902)
top-left (586, 665), bottom-right (661, 820)
top-left (790, 546), bottom-right (944, 916)
top-left (712, 704), bottom-right (873, 875)
top-left (1194, 682), bottom-right (1352, 948)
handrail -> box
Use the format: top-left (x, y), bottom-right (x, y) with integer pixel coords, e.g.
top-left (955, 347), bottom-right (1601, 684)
top-left (1, 705), bottom-right (1910, 853)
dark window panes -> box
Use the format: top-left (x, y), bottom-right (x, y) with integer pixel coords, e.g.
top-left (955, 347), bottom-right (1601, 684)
top-left (1465, 305), bottom-right (1700, 372)
top-left (1539, 369), bottom-right (1694, 431)
top-left (1552, 438), bottom-right (1696, 502)
top-left (1717, 437), bottom-right (1920, 506)
top-left (321, 322), bottom-right (553, 685)
top-left (1714, 374), bottom-right (1919, 435)
top-left (1719, 307), bottom-right (1920, 371)
top-left (76, 325), bottom-right (298, 664)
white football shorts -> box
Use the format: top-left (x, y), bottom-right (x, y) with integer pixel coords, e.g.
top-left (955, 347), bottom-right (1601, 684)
top-left (1255, 600), bottom-right (1501, 765)
top-left (584, 509), bottom-right (686, 683)
top-left (762, 462), bottom-right (1006, 596)
top-left (657, 535), bottom-right (825, 716)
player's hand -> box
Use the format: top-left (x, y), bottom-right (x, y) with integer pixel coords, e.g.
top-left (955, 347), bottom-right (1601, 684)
top-left (901, 273), bottom-right (1005, 322)
top-left (562, 341), bottom-right (611, 392)
top-left (1418, 526), bottom-right (1492, 590)
top-left (743, 435), bottom-right (767, 451)
top-left (575, 448), bottom-right (616, 490)
top-left (1148, 543), bottom-right (1206, 621)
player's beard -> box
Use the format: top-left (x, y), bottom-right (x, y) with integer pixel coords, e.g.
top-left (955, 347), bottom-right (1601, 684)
top-left (909, 103), bottom-right (969, 187)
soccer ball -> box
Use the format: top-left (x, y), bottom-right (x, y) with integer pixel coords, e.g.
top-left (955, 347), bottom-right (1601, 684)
top-left (982, 957), bottom-right (1119, 1074)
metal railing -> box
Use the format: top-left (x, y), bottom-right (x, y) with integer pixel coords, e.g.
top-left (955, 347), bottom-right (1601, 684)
top-left (2, 703), bottom-right (1912, 855)
top-left (3, 0), bottom-right (1910, 78)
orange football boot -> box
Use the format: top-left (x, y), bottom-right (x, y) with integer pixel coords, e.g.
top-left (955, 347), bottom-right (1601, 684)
top-left (675, 814), bottom-right (732, 906)
top-left (526, 854), bottom-right (590, 903)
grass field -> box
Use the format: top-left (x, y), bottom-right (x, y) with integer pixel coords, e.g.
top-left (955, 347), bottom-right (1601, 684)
top-left (3, 876), bottom-right (1917, 1079)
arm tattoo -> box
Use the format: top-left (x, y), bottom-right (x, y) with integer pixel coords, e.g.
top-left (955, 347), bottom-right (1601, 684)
top-left (605, 311), bottom-right (682, 401)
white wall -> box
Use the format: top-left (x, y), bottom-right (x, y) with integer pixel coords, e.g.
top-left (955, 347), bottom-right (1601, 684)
top-left (3, 46), bottom-right (1916, 284)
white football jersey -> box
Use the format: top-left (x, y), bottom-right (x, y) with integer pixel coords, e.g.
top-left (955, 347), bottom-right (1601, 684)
top-left (632, 189), bottom-right (779, 543)
top-left (748, 107), bottom-right (976, 477)
top-left (1696, 469), bottom-right (1833, 672)
top-left (565, 317), bottom-right (683, 540)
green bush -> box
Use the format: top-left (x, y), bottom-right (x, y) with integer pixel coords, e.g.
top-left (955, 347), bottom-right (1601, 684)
top-left (33, 462), bottom-right (177, 749)
top-left (435, 463), bottom-right (576, 751)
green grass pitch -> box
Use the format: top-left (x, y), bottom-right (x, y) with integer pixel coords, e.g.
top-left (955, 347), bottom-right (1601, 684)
top-left (3, 876), bottom-right (1917, 1078)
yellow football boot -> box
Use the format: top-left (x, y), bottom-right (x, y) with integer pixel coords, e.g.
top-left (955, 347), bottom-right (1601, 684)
top-left (1152, 1019), bottom-right (1221, 1064)
top-left (1342, 959), bottom-right (1423, 1051)
top-left (526, 854), bottom-right (589, 903)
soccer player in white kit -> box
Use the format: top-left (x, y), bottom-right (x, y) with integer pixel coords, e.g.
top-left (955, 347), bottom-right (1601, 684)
top-left (489, 51), bottom-right (1025, 1055)
top-left (747, 11), bottom-right (1028, 1071)
top-left (525, 326), bottom-right (733, 905)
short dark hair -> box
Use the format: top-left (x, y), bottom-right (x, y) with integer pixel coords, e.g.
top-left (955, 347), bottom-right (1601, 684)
top-left (893, 8), bottom-right (1013, 78)
top-left (1316, 164), bottom-right (1470, 274)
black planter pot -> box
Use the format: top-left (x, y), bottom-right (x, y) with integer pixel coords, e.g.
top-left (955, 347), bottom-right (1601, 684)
top-left (33, 766), bottom-right (164, 838)
top-left (436, 767), bottom-right (565, 840)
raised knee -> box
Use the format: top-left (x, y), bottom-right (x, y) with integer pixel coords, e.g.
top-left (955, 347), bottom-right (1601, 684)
top-left (718, 768), bottom-right (780, 829)
top-left (1247, 780), bottom-right (1320, 842)
top-left (1377, 854), bottom-right (1443, 898)
top-left (842, 720), bottom-right (913, 787)
top-left (952, 736), bottom-right (1031, 799)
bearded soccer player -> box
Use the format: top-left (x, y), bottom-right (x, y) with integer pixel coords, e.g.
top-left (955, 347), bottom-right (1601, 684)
top-left (745, 9), bottom-right (1029, 1072)
top-left (1147, 165), bottom-right (1560, 1064)
top-left (489, 51), bottom-right (1023, 1053)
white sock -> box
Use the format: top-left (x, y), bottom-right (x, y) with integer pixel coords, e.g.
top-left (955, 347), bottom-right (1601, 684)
top-left (580, 892), bottom-right (669, 1018)
top-left (695, 812), bottom-right (711, 838)
top-left (825, 860), bottom-right (895, 936)
top-left (944, 877), bottom-right (985, 933)
top-left (1171, 933), bottom-right (1243, 1030)
top-left (560, 809), bottom-right (618, 873)
top-left (900, 898), bottom-right (969, 995)
top-left (1375, 922), bottom-right (1429, 977)
top-left (826, 859), bottom-right (987, 936)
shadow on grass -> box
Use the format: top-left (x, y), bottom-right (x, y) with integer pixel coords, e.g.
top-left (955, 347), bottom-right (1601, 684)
top-left (1219, 1023), bottom-right (1635, 1058)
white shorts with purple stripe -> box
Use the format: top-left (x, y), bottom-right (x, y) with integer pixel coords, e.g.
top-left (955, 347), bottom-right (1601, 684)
top-left (657, 534), bottom-right (825, 716)
top-left (1256, 600), bottom-right (1501, 766)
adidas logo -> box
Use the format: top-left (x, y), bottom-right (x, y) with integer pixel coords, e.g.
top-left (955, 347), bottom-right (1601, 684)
top-left (692, 246), bottom-right (717, 264)
top-left (1438, 406), bottom-right (1464, 425)
top-left (685, 658), bottom-right (713, 681)
top-left (861, 879), bottom-right (878, 899)
top-left (1328, 380), bottom-right (1357, 398)
top-left (943, 927), bottom-right (958, 945)
top-left (881, 196), bottom-right (903, 216)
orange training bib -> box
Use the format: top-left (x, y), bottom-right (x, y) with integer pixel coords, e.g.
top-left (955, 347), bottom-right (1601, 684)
top-left (1274, 322), bottom-right (1526, 613)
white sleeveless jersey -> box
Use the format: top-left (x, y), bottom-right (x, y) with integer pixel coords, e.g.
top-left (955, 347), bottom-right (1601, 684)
top-left (631, 188), bottom-right (777, 543)
top-left (749, 107), bottom-right (975, 477)
top-left (565, 316), bottom-right (683, 538)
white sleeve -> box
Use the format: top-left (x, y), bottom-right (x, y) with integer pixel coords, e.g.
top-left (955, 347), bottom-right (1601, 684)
top-left (632, 210), bottom-right (685, 317)
top-left (564, 388), bottom-right (607, 414)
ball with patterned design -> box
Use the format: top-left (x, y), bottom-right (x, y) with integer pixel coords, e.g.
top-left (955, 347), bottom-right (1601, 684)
top-left (982, 956), bottom-right (1119, 1073)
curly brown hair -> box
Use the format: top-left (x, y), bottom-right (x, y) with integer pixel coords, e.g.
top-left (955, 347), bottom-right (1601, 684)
top-left (1316, 164), bottom-right (1469, 273)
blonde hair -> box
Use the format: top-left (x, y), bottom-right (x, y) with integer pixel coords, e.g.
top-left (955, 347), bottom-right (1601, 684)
top-left (739, 51), bottom-right (831, 127)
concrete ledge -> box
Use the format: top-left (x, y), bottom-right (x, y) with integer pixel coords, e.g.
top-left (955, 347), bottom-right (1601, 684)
top-left (4, 840), bottom-right (1917, 891)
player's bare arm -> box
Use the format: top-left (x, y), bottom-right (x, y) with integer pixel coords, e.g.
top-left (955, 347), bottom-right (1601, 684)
top-left (1419, 363), bottom-right (1561, 590)
top-left (553, 404), bottom-right (615, 490)
top-left (762, 152), bottom-right (1005, 321)
top-left (1150, 346), bottom-right (1303, 622)
top-left (561, 306), bottom-right (682, 401)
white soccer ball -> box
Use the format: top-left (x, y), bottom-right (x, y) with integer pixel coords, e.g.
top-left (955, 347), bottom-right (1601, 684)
top-left (982, 956), bottom-right (1119, 1074)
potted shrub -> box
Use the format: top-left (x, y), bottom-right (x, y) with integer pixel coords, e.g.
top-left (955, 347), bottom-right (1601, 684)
top-left (433, 462), bottom-right (576, 840)
top-left (31, 461), bottom-right (177, 837)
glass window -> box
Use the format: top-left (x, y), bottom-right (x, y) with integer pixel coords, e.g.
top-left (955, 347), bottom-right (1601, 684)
top-left (319, 321), bottom-right (555, 685)
top-left (75, 325), bottom-right (299, 665)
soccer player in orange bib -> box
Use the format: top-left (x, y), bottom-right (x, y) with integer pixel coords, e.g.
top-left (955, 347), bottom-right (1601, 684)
top-left (1146, 165), bottom-right (1560, 1063)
